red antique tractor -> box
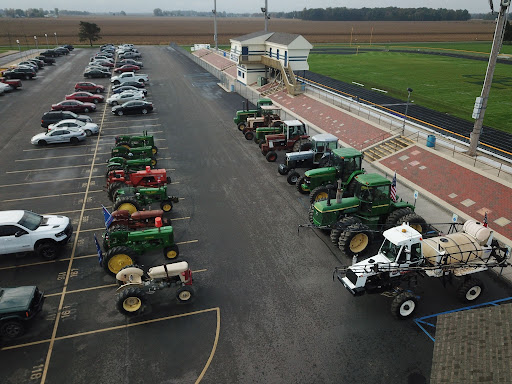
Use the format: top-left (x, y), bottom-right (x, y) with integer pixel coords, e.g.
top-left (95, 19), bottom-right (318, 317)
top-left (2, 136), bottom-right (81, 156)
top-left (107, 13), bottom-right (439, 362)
top-left (106, 166), bottom-right (171, 201)
top-left (260, 120), bottom-right (311, 162)
top-left (109, 209), bottom-right (172, 230)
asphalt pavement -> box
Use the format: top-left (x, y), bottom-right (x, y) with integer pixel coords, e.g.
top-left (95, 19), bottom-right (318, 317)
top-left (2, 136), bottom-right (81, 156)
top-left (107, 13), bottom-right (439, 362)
top-left (0, 45), bottom-right (511, 384)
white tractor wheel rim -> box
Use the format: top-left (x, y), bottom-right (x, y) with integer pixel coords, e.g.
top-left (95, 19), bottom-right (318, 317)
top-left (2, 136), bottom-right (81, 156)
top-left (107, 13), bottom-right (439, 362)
top-left (179, 291), bottom-right (191, 301)
top-left (466, 286), bottom-right (482, 301)
top-left (399, 299), bottom-right (415, 317)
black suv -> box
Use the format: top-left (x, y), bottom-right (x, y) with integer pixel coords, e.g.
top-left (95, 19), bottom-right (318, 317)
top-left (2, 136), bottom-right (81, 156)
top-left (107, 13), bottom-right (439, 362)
top-left (36, 55), bottom-right (56, 65)
top-left (3, 67), bottom-right (36, 80)
top-left (55, 47), bottom-right (69, 55)
top-left (41, 111), bottom-right (93, 128)
top-left (63, 44), bottom-right (74, 51)
top-left (40, 49), bottom-right (60, 57)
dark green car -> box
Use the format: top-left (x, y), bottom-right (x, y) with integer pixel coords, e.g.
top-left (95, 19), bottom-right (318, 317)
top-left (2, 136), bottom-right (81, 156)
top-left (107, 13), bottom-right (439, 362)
top-left (0, 286), bottom-right (45, 339)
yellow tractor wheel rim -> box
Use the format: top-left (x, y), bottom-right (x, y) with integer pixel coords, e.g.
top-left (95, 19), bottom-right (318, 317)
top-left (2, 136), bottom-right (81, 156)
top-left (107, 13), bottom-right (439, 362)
top-left (118, 203), bottom-right (137, 214)
top-left (162, 203), bottom-right (172, 212)
top-left (350, 233), bottom-right (369, 253)
top-left (166, 249), bottom-right (177, 259)
top-left (315, 192), bottom-right (328, 201)
top-left (151, 159), bottom-right (157, 166)
top-left (179, 290), bottom-right (191, 301)
top-left (410, 224), bottom-right (423, 233)
top-left (152, 148), bottom-right (157, 155)
top-left (108, 253), bottom-right (134, 273)
top-left (123, 297), bottom-right (141, 312)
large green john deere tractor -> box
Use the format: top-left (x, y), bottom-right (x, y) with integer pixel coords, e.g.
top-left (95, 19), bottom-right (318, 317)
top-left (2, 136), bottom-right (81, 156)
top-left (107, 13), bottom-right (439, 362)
top-left (234, 98), bottom-right (273, 131)
top-left (307, 173), bottom-right (426, 259)
top-left (296, 147), bottom-right (364, 203)
top-left (99, 226), bottom-right (180, 276)
top-left (115, 131), bottom-right (158, 155)
top-left (106, 157), bottom-right (156, 177)
top-left (111, 145), bottom-right (156, 162)
top-left (113, 186), bottom-right (179, 214)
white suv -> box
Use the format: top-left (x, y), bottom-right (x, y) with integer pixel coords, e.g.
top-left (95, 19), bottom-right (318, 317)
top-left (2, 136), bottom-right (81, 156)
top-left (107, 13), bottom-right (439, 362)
top-left (0, 210), bottom-right (73, 260)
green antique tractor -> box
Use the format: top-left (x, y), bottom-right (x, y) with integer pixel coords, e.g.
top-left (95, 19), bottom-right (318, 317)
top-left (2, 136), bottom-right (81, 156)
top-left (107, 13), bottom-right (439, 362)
top-left (98, 225), bottom-right (180, 276)
top-left (307, 173), bottom-right (426, 259)
top-left (296, 148), bottom-right (364, 203)
top-left (106, 157), bottom-right (155, 177)
top-left (113, 186), bottom-right (179, 214)
top-left (242, 105), bottom-right (282, 141)
top-left (111, 146), bottom-right (157, 163)
top-left (234, 98), bottom-right (273, 131)
top-left (115, 131), bottom-right (158, 155)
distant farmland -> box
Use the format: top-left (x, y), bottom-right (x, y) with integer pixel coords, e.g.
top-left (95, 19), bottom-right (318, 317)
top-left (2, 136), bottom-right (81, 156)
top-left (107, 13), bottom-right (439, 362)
top-left (0, 16), bottom-right (495, 46)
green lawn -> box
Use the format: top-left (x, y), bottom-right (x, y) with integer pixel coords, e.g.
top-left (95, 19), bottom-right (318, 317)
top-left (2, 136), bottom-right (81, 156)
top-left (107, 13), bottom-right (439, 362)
top-left (309, 51), bottom-right (512, 133)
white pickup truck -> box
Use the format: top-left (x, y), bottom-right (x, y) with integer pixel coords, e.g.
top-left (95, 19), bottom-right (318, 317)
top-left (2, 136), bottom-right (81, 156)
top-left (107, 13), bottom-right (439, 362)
top-left (110, 72), bottom-right (149, 85)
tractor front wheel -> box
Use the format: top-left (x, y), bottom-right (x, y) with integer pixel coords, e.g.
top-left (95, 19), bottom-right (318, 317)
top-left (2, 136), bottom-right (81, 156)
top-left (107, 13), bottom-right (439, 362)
top-left (310, 186), bottom-right (330, 204)
top-left (244, 131), bottom-right (254, 141)
top-left (150, 157), bottom-right (157, 166)
top-left (391, 292), bottom-right (418, 319)
top-left (237, 122), bottom-right (246, 131)
top-left (114, 196), bottom-right (142, 215)
top-left (160, 200), bottom-right (174, 212)
top-left (338, 223), bottom-right (372, 259)
top-left (151, 146), bottom-right (158, 155)
top-left (296, 176), bottom-right (309, 195)
top-left (287, 171), bottom-right (300, 185)
top-left (457, 278), bottom-right (484, 303)
top-left (266, 151), bottom-right (278, 162)
top-left (107, 181), bottom-right (126, 201)
top-left (116, 287), bottom-right (146, 316)
top-left (103, 246), bottom-right (137, 276)
top-left (163, 244), bottom-right (179, 259)
top-left (278, 164), bottom-right (289, 175)
top-left (176, 286), bottom-right (195, 303)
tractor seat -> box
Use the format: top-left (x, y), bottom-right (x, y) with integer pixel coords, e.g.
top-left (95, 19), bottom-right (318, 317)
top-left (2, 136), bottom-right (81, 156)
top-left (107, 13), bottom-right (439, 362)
top-left (112, 210), bottom-right (131, 218)
top-left (148, 261), bottom-right (189, 279)
top-left (116, 266), bottom-right (144, 284)
top-left (131, 210), bottom-right (164, 220)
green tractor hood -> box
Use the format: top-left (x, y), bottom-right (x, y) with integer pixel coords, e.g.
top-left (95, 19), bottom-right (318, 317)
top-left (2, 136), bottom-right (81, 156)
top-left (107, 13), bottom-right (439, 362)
top-left (127, 226), bottom-right (174, 241)
top-left (312, 196), bottom-right (360, 227)
top-left (305, 166), bottom-right (337, 178)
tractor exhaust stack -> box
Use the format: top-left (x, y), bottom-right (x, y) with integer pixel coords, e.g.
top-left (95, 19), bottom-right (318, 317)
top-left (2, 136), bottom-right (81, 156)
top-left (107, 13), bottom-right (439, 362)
top-left (336, 179), bottom-right (343, 204)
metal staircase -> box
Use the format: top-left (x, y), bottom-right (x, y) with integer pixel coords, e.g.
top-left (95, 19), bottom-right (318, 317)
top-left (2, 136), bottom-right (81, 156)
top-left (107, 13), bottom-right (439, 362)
top-left (364, 136), bottom-right (416, 162)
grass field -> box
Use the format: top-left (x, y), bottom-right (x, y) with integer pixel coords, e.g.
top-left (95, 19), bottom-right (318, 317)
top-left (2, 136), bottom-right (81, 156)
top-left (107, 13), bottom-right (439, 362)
top-left (309, 51), bottom-right (512, 132)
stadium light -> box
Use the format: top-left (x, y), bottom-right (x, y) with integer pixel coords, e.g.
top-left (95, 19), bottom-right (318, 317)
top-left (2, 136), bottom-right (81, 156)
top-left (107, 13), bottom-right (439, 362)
top-left (45, 33), bottom-right (49, 49)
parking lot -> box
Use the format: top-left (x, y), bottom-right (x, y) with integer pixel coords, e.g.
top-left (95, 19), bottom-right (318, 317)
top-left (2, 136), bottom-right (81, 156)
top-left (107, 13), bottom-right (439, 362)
top-left (0, 45), bottom-right (511, 384)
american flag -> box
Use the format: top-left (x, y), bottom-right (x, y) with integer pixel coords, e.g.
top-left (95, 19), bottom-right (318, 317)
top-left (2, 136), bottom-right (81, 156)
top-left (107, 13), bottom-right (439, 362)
top-left (390, 172), bottom-right (397, 202)
top-left (483, 212), bottom-right (488, 227)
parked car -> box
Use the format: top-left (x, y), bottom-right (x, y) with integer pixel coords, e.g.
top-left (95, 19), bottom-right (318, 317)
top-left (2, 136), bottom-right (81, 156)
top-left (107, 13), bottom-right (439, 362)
top-left (0, 209), bottom-right (72, 260)
top-left (27, 59), bottom-right (45, 69)
top-left (31, 127), bottom-right (86, 146)
top-left (63, 44), bottom-right (74, 51)
top-left (107, 91), bottom-right (145, 106)
top-left (91, 60), bottom-right (114, 68)
top-left (0, 77), bottom-right (22, 90)
top-left (66, 91), bottom-right (104, 104)
top-left (0, 83), bottom-right (11, 94)
top-left (114, 64), bottom-right (140, 73)
top-left (36, 55), bottom-right (55, 65)
top-left (119, 51), bottom-right (142, 59)
top-left (51, 100), bottom-right (96, 113)
top-left (118, 58), bottom-right (143, 68)
top-left (112, 85), bottom-right (147, 96)
top-left (18, 61), bottom-right (38, 71)
top-left (41, 111), bottom-right (92, 128)
top-left (2, 67), bottom-right (36, 80)
top-left (84, 68), bottom-right (111, 78)
top-left (47, 119), bottom-right (99, 136)
top-left (55, 47), bottom-right (70, 55)
top-left (112, 100), bottom-right (153, 116)
top-left (91, 56), bottom-right (114, 63)
top-left (112, 80), bottom-right (145, 90)
top-left (75, 82), bottom-right (104, 93)
top-left (40, 49), bottom-right (60, 57)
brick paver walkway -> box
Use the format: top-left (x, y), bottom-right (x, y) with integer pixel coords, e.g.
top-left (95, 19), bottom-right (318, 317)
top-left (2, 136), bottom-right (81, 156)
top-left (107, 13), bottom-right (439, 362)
top-left (269, 91), bottom-right (391, 150)
top-left (379, 146), bottom-right (512, 239)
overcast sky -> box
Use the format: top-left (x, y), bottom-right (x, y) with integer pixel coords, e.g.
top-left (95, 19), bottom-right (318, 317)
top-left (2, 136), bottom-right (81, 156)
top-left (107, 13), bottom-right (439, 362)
top-left (2, 1), bottom-right (495, 14)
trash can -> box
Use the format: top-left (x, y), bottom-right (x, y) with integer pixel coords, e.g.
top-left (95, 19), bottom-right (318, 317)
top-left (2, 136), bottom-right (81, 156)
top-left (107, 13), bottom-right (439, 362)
top-left (426, 134), bottom-right (436, 148)
top-left (230, 84), bottom-right (235, 92)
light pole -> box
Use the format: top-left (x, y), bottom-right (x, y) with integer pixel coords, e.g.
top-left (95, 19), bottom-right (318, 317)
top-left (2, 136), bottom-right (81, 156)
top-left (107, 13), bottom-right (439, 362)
top-left (34, 35), bottom-right (38, 51)
top-left (402, 87), bottom-right (413, 135)
top-left (16, 39), bottom-right (21, 59)
top-left (261, 0), bottom-right (269, 32)
top-left (45, 33), bottom-right (49, 49)
top-left (212, 0), bottom-right (217, 50)
top-left (54, 32), bottom-right (58, 47)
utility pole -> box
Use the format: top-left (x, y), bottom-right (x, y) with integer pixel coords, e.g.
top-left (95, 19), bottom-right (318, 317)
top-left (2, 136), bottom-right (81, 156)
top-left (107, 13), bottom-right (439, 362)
top-left (212, 0), bottom-right (218, 50)
top-left (262, 0), bottom-right (269, 32)
top-left (468, 0), bottom-right (510, 156)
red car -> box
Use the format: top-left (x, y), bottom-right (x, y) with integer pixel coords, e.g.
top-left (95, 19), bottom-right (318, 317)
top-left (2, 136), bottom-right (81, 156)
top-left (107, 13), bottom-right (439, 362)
top-left (75, 82), bottom-right (104, 93)
top-left (66, 91), bottom-right (104, 104)
top-left (1, 77), bottom-right (22, 89)
top-left (114, 64), bottom-right (140, 73)
top-left (51, 100), bottom-right (96, 113)
top-left (95, 61), bottom-right (114, 68)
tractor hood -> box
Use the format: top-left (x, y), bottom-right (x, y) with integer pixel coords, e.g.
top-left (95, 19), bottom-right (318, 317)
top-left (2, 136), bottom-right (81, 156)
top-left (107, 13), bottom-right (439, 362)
top-left (287, 150), bottom-right (314, 162)
top-left (305, 167), bottom-right (336, 178)
top-left (0, 286), bottom-right (37, 313)
top-left (265, 134), bottom-right (284, 141)
top-left (313, 197), bottom-right (360, 213)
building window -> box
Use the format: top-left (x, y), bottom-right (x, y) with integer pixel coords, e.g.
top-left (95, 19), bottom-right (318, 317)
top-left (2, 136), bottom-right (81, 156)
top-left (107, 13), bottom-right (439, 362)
top-left (238, 70), bottom-right (241, 77)
top-left (269, 47), bottom-right (272, 58)
top-left (277, 49), bottom-right (280, 60)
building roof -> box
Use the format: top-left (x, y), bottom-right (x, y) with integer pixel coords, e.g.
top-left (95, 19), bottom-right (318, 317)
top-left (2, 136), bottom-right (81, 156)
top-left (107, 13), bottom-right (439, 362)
top-left (266, 32), bottom-right (301, 45)
top-left (233, 31), bottom-right (273, 42)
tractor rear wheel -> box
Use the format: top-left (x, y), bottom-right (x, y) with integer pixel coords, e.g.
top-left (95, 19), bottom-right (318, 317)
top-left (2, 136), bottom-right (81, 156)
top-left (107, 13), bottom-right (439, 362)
top-left (457, 278), bottom-right (484, 303)
top-left (330, 217), bottom-right (362, 244)
top-left (296, 176), bottom-right (309, 195)
top-left (151, 146), bottom-right (158, 155)
top-left (107, 181), bottom-right (126, 201)
top-left (287, 171), bottom-right (300, 185)
top-left (244, 131), bottom-right (254, 141)
top-left (400, 213), bottom-right (427, 234)
top-left (114, 196), bottom-right (141, 215)
top-left (103, 246), bottom-right (138, 276)
top-left (384, 208), bottom-right (414, 230)
top-left (106, 165), bottom-right (124, 177)
top-left (344, 178), bottom-right (358, 197)
top-left (160, 200), bottom-right (174, 212)
top-left (176, 286), bottom-right (195, 303)
top-left (35, 242), bottom-right (59, 260)
top-left (163, 244), bottom-right (179, 259)
top-left (391, 292), bottom-right (417, 319)
top-left (310, 186), bottom-right (330, 204)
top-left (116, 287), bottom-right (146, 316)
top-left (266, 151), bottom-right (278, 162)
top-left (0, 320), bottom-right (25, 339)
top-left (237, 122), bottom-right (246, 131)
top-left (338, 223), bottom-right (372, 259)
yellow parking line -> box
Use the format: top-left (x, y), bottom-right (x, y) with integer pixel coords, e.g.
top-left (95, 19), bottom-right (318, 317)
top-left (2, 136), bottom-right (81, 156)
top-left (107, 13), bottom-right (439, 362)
top-left (176, 240), bottom-right (198, 245)
top-left (0, 176), bottom-right (104, 188)
top-left (15, 153), bottom-right (94, 162)
top-left (2, 307), bottom-right (220, 352)
top-left (45, 284), bottom-right (117, 298)
top-left (6, 164), bottom-right (91, 174)
top-left (196, 308), bottom-right (221, 383)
